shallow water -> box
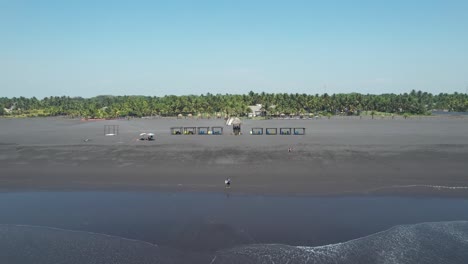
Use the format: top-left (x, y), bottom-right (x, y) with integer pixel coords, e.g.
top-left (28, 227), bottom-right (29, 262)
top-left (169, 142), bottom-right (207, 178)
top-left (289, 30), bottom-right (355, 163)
top-left (1, 192), bottom-right (468, 263)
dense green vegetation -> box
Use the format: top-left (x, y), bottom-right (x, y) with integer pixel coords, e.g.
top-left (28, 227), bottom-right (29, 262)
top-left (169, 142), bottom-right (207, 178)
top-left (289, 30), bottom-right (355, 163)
top-left (1, 90), bottom-right (467, 118)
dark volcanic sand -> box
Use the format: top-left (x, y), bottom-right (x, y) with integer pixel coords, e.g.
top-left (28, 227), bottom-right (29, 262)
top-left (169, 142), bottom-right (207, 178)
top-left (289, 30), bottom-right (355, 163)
top-left (2, 117), bottom-right (468, 263)
top-left (1, 117), bottom-right (468, 196)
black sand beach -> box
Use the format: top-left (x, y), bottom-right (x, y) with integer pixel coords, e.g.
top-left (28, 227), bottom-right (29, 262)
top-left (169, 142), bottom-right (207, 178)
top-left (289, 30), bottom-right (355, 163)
top-left (1, 117), bottom-right (468, 196)
top-left (2, 117), bottom-right (468, 263)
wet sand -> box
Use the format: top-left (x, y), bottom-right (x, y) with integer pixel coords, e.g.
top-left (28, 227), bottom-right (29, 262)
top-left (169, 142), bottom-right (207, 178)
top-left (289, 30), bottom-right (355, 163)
top-left (2, 192), bottom-right (468, 264)
top-left (1, 117), bottom-right (468, 197)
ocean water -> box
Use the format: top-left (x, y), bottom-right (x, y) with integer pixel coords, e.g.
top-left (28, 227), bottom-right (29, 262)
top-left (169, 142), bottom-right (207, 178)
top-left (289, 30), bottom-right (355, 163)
top-left (213, 221), bottom-right (468, 264)
top-left (1, 192), bottom-right (468, 263)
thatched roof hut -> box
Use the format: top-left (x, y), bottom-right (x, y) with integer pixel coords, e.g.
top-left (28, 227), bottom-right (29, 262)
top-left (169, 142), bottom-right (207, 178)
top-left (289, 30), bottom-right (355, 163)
top-left (231, 117), bottom-right (242, 125)
top-left (231, 117), bottom-right (242, 135)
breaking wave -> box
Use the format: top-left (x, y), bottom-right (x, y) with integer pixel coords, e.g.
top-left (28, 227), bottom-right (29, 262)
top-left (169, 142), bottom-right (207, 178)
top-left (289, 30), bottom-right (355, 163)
top-left (2, 222), bottom-right (468, 263)
top-left (373, 185), bottom-right (468, 191)
top-left (212, 221), bottom-right (468, 264)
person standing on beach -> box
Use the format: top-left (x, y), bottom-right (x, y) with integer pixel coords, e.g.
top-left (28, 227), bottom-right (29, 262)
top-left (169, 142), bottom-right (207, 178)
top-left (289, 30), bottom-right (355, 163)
top-left (225, 178), bottom-right (231, 188)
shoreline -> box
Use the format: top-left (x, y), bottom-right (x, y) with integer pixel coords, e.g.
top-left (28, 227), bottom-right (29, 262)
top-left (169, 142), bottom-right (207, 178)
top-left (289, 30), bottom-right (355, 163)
top-left (2, 185), bottom-right (468, 199)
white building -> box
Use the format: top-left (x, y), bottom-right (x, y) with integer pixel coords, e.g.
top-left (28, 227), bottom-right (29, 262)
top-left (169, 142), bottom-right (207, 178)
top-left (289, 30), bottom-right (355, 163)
top-left (248, 104), bottom-right (264, 117)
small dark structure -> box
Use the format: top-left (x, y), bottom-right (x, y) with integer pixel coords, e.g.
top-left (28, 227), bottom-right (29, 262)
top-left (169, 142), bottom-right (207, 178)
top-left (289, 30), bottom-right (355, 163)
top-left (293, 128), bottom-right (306, 135)
top-left (183, 127), bottom-right (196, 135)
top-left (233, 125), bottom-right (241, 135)
top-left (211, 126), bottom-right (223, 135)
top-left (266, 128), bottom-right (277, 135)
top-left (197, 127), bottom-right (209, 135)
top-left (280, 128), bottom-right (292, 135)
top-left (232, 117), bottom-right (242, 135)
top-left (251, 127), bottom-right (263, 135)
top-left (104, 125), bottom-right (119, 136)
top-left (171, 127), bottom-right (183, 135)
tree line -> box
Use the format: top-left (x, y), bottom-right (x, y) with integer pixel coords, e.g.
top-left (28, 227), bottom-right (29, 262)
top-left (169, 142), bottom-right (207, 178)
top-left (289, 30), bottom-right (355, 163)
top-left (1, 90), bottom-right (467, 118)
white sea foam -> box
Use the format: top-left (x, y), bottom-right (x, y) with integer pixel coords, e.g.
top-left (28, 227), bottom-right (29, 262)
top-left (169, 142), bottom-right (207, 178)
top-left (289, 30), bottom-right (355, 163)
top-left (213, 221), bottom-right (468, 264)
top-left (2, 222), bottom-right (468, 264)
top-left (386, 185), bottom-right (468, 190)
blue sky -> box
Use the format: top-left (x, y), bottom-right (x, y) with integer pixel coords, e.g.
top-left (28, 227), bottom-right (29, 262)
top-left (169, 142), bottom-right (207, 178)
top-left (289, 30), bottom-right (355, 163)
top-left (1, 0), bottom-right (467, 98)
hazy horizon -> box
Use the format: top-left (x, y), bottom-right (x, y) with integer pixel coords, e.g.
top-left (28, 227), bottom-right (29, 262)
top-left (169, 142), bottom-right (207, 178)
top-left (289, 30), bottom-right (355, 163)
top-left (1, 0), bottom-right (468, 98)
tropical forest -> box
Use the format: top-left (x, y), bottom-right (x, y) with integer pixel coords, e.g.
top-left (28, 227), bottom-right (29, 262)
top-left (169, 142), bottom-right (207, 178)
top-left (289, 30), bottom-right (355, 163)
top-left (1, 90), bottom-right (467, 118)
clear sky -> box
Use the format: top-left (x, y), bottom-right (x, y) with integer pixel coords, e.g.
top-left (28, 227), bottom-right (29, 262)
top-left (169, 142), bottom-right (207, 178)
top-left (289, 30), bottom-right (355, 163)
top-left (1, 0), bottom-right (467, 98)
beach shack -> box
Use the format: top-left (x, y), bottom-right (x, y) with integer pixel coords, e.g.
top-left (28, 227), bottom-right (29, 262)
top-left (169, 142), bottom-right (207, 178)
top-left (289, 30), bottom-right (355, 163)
top-left (293, 128), bottom-right (306, 135)
top-left (250, 127), bottom-right (263, 135)
top-left (266, 128), bottom-right (277, 135)
top-left (280, 128), bottom-right (292, 135)
top-left (211, 126), bottom-right (223, 135)
top-left (171, 127), bottom-right (183, 135)
top-left (232, 117), bottom-right (242, 135)
top-left (183, 127), bottom-right (196, 135)
top-left (197, 127), bottom-right (209, 135)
